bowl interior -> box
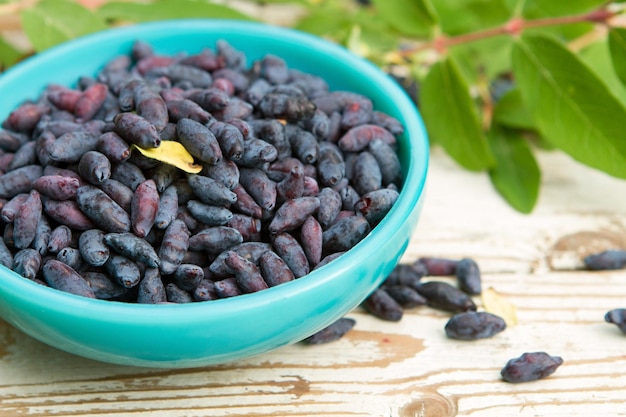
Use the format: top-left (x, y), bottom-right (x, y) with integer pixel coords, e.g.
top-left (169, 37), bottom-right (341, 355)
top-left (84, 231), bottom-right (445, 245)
top-left (0, 19), bottom-right (429, 367)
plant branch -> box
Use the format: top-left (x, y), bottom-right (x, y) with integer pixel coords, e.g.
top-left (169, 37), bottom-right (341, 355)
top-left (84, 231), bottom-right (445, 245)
top-left (399, 7), bottom-right (618, 57)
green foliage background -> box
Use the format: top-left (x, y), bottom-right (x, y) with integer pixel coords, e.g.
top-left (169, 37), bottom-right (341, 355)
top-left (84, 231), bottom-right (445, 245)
top-left (2, 0), bottom-right (626, 213)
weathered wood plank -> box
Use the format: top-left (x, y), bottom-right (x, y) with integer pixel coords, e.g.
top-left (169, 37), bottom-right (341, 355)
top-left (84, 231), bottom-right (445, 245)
top-left (1, 148), bottom-right (626, 416)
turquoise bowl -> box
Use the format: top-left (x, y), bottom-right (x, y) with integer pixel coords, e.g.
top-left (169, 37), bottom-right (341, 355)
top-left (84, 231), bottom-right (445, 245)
top-left (0, 19), bottom-right (429, 368)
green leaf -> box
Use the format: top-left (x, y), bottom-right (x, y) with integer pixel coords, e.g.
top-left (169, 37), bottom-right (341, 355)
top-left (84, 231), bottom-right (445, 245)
top-left (505, 0), bottom-right (525, 16)
top-left (608, 27), bottom-right (626, 88)
top-left (358, 25), bottom-right (399, 52)
top-left (431, 0), bottom-right (513, 35)
top-left (521, 0), bottom-right (605, 40)
top-left (370, 0), bottom-right (437, 38)
top-left (299, 3), bottom-right (399, 51)
top-left (98, 0), bottom-right (253, 23)
top-left (242, 0), bottom-right (306, 3)
top-left (450, 36), bottom-right (514, 80)
top-left (157, 0), bottom-right (254, 20)
top-left (493, 88), bottom-right (535, 130)
top-left (345, 25), bottom-right (368, 57)
top-left (97, 1), bottom-right (153, 22)
top-left (295, 11), bottom-right (352, 38)
top-left (512, 33), bottom-right (626, 179)
top-left (339, 10), bottom-right (400, 63)
top-left (580, 35), bottom-right (626, 104)
top-left (420, 56), bottom-right (495, 171)
top-left (522, 0), bottom-right (607, 18)
top-left (20, 0), bottom-right (108, 52)
top-left (488, 126), bottom-right (540, 214)
top-left (0, 37), bottom-right (22, 70)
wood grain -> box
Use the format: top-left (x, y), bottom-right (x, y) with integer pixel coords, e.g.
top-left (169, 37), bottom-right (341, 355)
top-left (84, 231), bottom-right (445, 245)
top-left (1, 147), bottom-right (626, 416)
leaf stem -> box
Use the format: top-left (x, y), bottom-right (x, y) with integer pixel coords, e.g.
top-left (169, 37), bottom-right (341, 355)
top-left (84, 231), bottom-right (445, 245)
top-left (399, 7), bottom-right (618, 57)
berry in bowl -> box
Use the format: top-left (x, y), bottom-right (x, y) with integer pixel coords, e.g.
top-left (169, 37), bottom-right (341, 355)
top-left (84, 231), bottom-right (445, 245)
top-left (0, 19), bottom-right (428, 368)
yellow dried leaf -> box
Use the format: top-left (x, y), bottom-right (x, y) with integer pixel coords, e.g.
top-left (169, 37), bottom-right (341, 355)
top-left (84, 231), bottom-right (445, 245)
top-left (383, 51), bottom-right (406, 66)
top-left (132, 142), bottom-right (202, 174)
top-left (482, 287), bottom-right (518, 326)
top-left (346, 25), bottom-right (369, 58)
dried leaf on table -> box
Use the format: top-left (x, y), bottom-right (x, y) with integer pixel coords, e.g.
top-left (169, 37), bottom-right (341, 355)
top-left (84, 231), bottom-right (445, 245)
top-left (482, 286), bottom-right (517, 326)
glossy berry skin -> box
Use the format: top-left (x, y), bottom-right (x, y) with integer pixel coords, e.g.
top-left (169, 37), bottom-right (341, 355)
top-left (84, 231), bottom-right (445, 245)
top-left (271, 232), bottom-right (309, 278)
top-left (415, 281), bottom-right (477, 313)
top-left (0, 165), bottom-right (43, 199)
top-left (47, 225), bottom-right (72, 253)
top-left (96, 131), bottom-right (130, 163)
top-left (456, 258), bottom-right (482, 295)
top-left (259, 250), bottom-right (294, 287)
top-left (78, 229), bottom-right (110, 267)
top-left (76, 186), bottom-right (130, 233)
top-left (363, 288), bottom-right (403, 322)
top-left (12, 249), bottom-right (42, 280)
top-left (165, 283), bottom-right (193, 304)
top-left (105, 255), bottom-right (141, 289)
top-left (176, 118), bottom-right (222, 164)
top-left (300, 216), bottom-right (323, 267)
top-left (0, 38), bottom-right (407, 307)
top-left (137, 268), bottom-right (167, 304)
top-left (131, 179), bottom-right (159, 238)
top-left (416, 257), bottom-right (459, 276)
top-left (224, 251), bottom-right (268, 294)
top-left (269, 197), bottom-right (320, 235)
top-left (13, 190), bottom-right (42, 249)
top-left (322, 216), bottom-right (370, 254)
top-left (113, 112), bottom-right (161, 148)
top-left (604, 308), bottom-right (626, 334)
top-left (500, 352), bottom-right (564, 383)
top-left (384, 263), bottom-right (424, 289)
top-left (78, 151), bottom-right (111, 185)
top-left (43, 200), bottom-right (95, 231)
top-left (355, 189), bottom-right (399, 225)
top-left (384, 285), bottom-right (426, 308)
top-left (33, 175), bottom-right (80, 201)
top-left (75, 83), bottom-right (108, 121)
top-left (584, 250), bottom-right (626, 270)
top-left (158, 219), bottom-right (190, 275)
top-left (83, 271), bottom-right (127, 301)
top-left (103, 232), bottom-right (160, 268)
top-left (172, 264), bottom-right (204, 291)
top-left (43, 259), bottom-right (95, 298)
top-left (338, 124), bottom-right (396, 152)
top-left (444, 312), bottom-right (506, 340)
top-left (304, 317), bottom-right (356, 344)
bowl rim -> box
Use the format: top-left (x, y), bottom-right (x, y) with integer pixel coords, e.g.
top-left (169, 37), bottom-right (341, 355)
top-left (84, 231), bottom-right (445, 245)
top-left (0, 19), bottom-right (429, 323)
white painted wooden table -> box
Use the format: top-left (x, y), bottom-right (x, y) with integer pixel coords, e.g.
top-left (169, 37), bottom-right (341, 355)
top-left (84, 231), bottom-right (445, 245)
top-left (1, 147), bottom-right (626, 416)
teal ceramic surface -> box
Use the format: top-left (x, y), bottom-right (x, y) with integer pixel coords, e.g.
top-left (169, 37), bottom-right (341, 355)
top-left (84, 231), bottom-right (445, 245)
top-left (0, 20), bottom-right (429, 368)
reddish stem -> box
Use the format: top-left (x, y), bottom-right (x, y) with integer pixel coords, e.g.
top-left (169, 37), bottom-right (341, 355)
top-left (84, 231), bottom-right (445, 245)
top-left (399, 7), bottom-right (617, 57)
